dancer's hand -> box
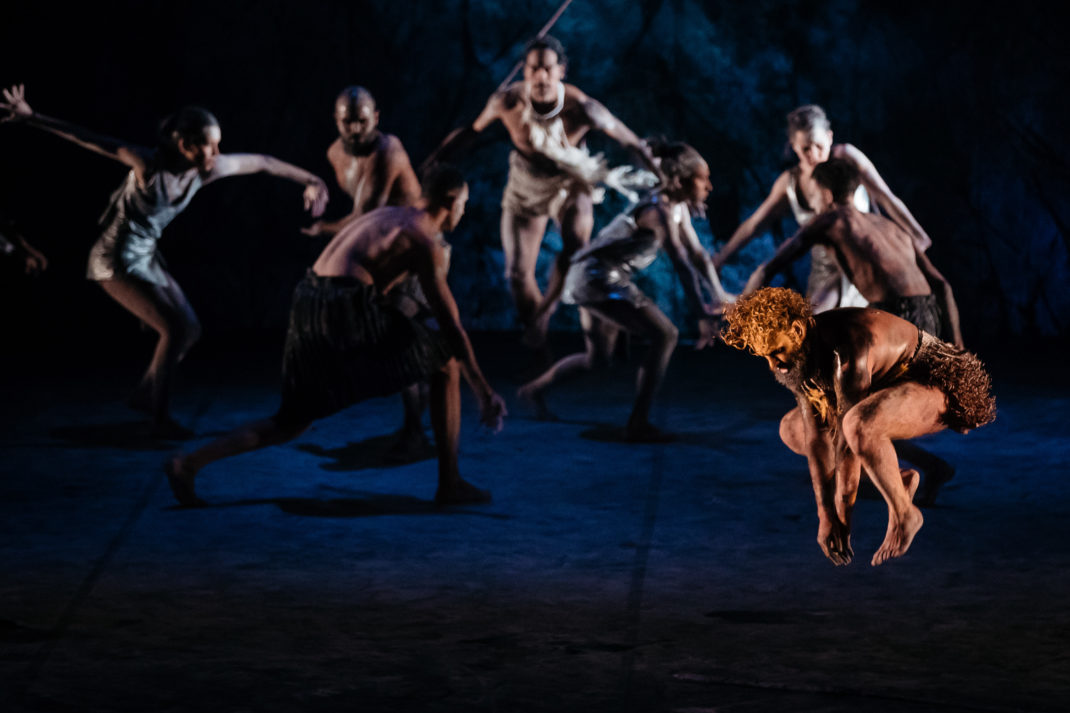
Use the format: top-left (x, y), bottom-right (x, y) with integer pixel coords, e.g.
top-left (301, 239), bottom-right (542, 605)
top-left (1, 84), bottom-right (33, 122)
top-left (817, 516), bottom-right (853, 566)
top-left (303, 179), bottom-right (329, 218)
top-left (479, 391), bottom-right (507, 433)
top-left (300, 220), bottom-right (327, 237)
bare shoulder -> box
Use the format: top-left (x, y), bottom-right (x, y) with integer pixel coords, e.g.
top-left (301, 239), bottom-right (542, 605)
top-left (565, 83), bottom-right (590, 103)
top-left (498, 84), bottom-right (526, 112)
top-left (635, 200), bottom-right (671, 229)
top-left (381, 133), bottom-right (412, 161)
top-left (832, 142), bottom-right (870, 165)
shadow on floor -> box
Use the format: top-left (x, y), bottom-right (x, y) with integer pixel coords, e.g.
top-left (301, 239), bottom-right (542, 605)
top-left (167, 493), bottom-right (512, 519)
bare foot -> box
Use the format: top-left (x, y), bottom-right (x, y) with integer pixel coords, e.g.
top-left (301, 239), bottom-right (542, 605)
top-left (871, 506), bottom-right (924, 566)
top-left (435, 478), bottom-right (492, 506)
top-left (916, 462), bottom-right (955, 507)
top-left (164, 455), bottom-right (206, 507)
top-left (901, 468), bottom-right (921, 501)
top-left (624, 422), bottom-right (677, 443)
top-left (384, 428), bottom-right (433, 463)
top-left (517, 384), bottom-right (559, 421)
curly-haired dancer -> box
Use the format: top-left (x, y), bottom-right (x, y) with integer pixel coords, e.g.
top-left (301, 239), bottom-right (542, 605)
top-left (723, 287), bottom-right (995, 566)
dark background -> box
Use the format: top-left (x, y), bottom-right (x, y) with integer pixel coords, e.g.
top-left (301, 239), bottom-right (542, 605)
top-left (2, 0), bottom-right (1068, 342)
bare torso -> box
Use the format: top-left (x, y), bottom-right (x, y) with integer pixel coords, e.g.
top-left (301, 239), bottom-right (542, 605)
top-left (312, 206), bottom-right (434, 294)
top-left (495, 83), bottom-right (596, 164)
top-left (811, 308), bottom-right (922, 395)
top-left (326, 133), bottom-right (420, 216)
top-left (809, 206), bottom-right (930, 303)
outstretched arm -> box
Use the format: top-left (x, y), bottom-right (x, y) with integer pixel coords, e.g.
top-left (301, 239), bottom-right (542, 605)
top-left (209, 154), bottom-right (329, 217)
top-left (582, 97), bottom-right (659, 176)
top-left (2, 84), bottom-right (148, 171)
top-left (415, 238), bottom-right (506, 431)
top-left (840, 143), bottom-right (932, 252)
top-left (915, 248), bottom-right (963, 346)
top-left (714, 171), bottom-right (792, 269)
top-left (419, 92), bottom-right (504, 173)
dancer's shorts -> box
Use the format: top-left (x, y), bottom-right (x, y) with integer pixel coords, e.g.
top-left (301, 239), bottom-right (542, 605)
top-left (871, 294), bottom-right (942, 338)
top-left (903, 331), bottom-right (996, 433)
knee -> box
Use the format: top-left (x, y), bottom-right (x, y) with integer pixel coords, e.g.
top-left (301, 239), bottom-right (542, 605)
top-left (656, 323), bottom-right (679, 351)
top-left (779, 410), bottom-right (805, 454)
top-left (505, 264), bottom-right (534, 290)
top-left (841, 409), bottom-right (875, 455)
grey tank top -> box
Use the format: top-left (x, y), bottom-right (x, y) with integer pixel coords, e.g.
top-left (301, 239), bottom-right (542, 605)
top-left (572, 197), bottom-right (662, 274)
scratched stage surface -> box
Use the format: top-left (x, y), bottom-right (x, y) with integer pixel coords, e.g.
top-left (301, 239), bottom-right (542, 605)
top-left (2, 330), bottom-right (1067, 712)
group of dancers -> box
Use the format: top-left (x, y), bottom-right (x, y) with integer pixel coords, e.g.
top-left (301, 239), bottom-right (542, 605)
top-left (0, 34), bottom-right (995, 566)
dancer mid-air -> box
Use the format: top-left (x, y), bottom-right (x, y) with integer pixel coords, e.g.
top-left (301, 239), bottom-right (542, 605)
top-left (1, 84), bottom-right (329, 437)
top-left (723, 287), bottom-right (994, 566)
top-left (519, 140), bottom-right (733, 442)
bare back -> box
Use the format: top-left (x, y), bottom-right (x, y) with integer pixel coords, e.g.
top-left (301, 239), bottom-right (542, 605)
top-left (312, 206), bottom-right (434, 294)
top-left (812, 207), bottom-right (930, 303)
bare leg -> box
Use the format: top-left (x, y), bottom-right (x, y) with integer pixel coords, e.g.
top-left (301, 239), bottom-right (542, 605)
top-left (895, 440), bottom-right (955, 507)
top-left (98, 271), bottom-right (201, 435)
top-left (500, 208), bottom-right (549, 336)
top-left (586, 301), bottom-right (679, 442)
top-left (518, 308), bottom-right (617, 420)
top-left (165, 414), bottom-right (310, 506)
top-left (525, 192), bottom-right (594, 347)
top-left (842, 383), bottom-right (947, 566)
top-left (430, 360), bottom-right (490, 505)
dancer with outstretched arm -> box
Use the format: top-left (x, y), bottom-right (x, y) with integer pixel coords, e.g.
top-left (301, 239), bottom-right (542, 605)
top-left (1, 84), bottom-right (329, 437)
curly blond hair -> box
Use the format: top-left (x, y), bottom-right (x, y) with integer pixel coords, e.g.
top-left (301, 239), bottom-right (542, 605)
top-left (722, 287), bottom-right (814, 354)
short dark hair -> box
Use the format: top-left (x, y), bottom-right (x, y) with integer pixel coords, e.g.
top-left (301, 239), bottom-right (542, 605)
top-left (158, 106), bottom-right (219, 153)
top-left (645, 137), bottom-right (706, 187)
top-left (812, 158), bottom-right (860, 205)
top-left (525, 34), bottom-right (567, 66)
top-left (335, 85), bottom-right (376, 111)
top-left (421, 164), bottom-right (466, 206)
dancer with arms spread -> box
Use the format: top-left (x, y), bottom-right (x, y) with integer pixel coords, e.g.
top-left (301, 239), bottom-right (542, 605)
top-left (716, 104), bottom-right (931, 312)
top-left (1, 84), bottom-right (329, 437)
top-left (423, 35), bottom-right (659, 348)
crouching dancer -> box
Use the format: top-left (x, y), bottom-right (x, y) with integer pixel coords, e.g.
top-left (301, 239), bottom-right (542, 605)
top-left (166, 166), bottom-right (506, 506)
top-left (722, 288), bottom-right (995, 566)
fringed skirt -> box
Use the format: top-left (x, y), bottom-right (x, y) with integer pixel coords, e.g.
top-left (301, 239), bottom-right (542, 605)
top-left (908, 332), bottom-right (997, 433)
top-left (276, 272), bottom-right (452, 425)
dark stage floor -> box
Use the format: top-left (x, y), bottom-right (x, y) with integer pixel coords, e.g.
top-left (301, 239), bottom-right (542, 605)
top-left (1, 330), bottom-right (1068, 712)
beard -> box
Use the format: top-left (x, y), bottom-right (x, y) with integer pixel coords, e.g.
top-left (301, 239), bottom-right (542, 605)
top-left (343, 130), bottom-right (380, 156)
top-left (772, 344), bottom-right (814, 394)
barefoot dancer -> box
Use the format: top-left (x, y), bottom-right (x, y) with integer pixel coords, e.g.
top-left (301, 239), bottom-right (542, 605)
top-left (722, 287), bottom-right (995, 566)
top-left (303, 86), bottom-right (431, 460)
top-left (518, 140), bottom-right (732, 441)
top-left (166, 166), bottom-right (506, 506)
top-left (0, 85), bottom-right (329, 437)
top-left (422, 35), bottom-right (659, 348)
top-left (742, 158), bottom-right (964, 503)
top-left (716, 104), bottom-right (932, 312)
